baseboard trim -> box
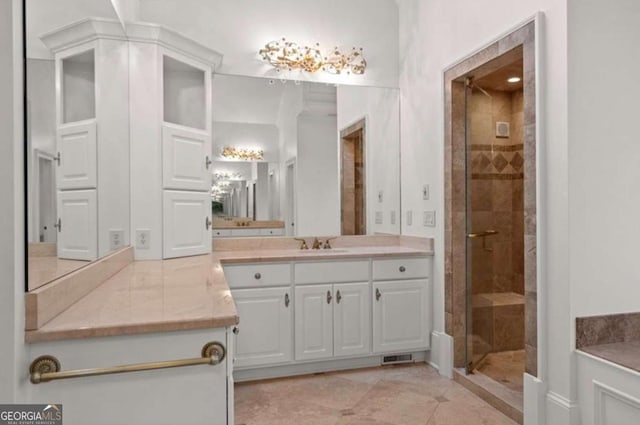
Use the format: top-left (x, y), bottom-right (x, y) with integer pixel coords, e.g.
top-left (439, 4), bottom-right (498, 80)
top-left (546, 391), bottom-right (580, 425)
top-left (524, 374), bottom-right (546, 425)
top-left (234, 351), bottom-right (428, 382)
top-left (430, 331), bottom-right (453, 378)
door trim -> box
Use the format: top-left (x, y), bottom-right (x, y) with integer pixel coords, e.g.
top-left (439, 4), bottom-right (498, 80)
top-left (443, 20), bottom-right (538, 376)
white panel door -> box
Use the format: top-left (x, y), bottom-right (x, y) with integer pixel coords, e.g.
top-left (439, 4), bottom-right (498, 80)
top-left (162, 124), bottom-right (212, 191)
top-left (334, 282), bottom-right (371, 357)
top-left (295, 284), bottom-right (333, 361)
top-left (372, 279), bottom-right (430, 353)
top-left (163, 190), bottom-right (211, 259)
top-left (232, 287), bottom-right (292, 368)
top-left (56, 120), bottom-right (97, 190)
top-left (57, 189), bottom-right (97, 260)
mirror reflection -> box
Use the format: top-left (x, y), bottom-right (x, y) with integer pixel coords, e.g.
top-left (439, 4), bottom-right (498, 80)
top-left (211, 75), bottom-right (401, 238)
top-left (25, 2), bottom-right (401, 291)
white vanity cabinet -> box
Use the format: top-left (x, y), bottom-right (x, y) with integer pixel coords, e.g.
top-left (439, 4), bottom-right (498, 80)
top-left (28, 328), bottom-right (231, 425)
top-left (372, 258), bottom-right (431, 353)
top-left (224, 255), bottom-right (432, 380)
top-left (224, 263), bottom-right (293, 368)
top-left (295, 282), bottom-right (371, 360)
top-left (232, 287), bottom-right (292, 368)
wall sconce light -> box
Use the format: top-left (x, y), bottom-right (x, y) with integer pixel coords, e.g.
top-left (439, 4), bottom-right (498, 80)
top-left (259, 38), bottom-right (366, 75)
top-left (214, 171), bottom-right (243, 180)
top-left (221, 146), bottom-right (264, 161)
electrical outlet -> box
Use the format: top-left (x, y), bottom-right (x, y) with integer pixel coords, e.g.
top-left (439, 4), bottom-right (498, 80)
top-left (378, 190), bottom-right (383, 203)
top-left (423, 211), bottom-right (436, 227)
top-left (136, 229), bottom-right (150, 249)
top-left (390, 211), bottom-right (396, 225)
top-left (109, 229), bottom-right (124, 251)
top-left (375, 211), bottom-right (383, 224)
top-left (406, 210), bottom-right (413, 226)
top-left (422, 184), bottom-right (430, 200)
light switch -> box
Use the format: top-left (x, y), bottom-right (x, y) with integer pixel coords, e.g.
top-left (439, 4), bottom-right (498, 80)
top-left (423, 211), bottom-right (436, 227)
top-left (406, 210), bottom-right (413, 226)
top-left (375, 211), bottom-right (383, 224)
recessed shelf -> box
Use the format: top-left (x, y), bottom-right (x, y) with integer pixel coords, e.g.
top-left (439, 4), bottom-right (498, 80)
top-left (163, 55), bottom-right (206, 130)
top-left (62, 49), bottom-right (96, 124)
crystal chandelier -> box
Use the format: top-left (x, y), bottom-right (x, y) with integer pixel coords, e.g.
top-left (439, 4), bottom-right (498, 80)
top-left (259, 38), bottom-right (367, 75)
top-left (221, 146), bottom-right (264, 161)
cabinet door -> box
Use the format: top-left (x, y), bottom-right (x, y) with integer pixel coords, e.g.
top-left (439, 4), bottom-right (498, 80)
top-left (56, 189), bottom-right (97, 260)
top-left (232, 287), bottom-right (292, 368)
top-left (295, 284), bottom-right (333, 361)
top-left (372, 279), bottom-right (430, 353)
top-left (334, 282), bottom-right (371, 357)
top-left (162, 124), bottom-right (212, 191)
top-left (163, 190), bottom-right (211, 259)
top-left (56, 121), bottom-right (97, 190)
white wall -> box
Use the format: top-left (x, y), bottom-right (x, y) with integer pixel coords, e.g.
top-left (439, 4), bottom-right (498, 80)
top-left (277, 84), bottom-right (303, 227)
top-left (139, 0), bottom-right (399, 88)
top-left (567, 0), bottom-right (640, 319)
top-left (397, 0), bottom-right (571, 421)
top-left (296, 114), bottom-right (340, 236)
top-left (337, 86), bottom-right (401, 235)
top-left (0, 0), bottom-right (27, 402)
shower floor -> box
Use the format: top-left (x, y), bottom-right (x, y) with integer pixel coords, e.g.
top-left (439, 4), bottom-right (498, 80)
top-left (475, 349), bottom-right (525, 393)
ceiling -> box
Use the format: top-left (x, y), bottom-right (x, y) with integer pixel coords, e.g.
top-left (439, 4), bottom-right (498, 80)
top-left (474, 58), bottom-right (524, 92)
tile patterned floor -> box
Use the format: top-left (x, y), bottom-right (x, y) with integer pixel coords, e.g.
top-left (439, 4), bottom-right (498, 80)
top-left (235, 363), bottom-right (519, 425)
top-left (474, 350), bottom-right (525, 393)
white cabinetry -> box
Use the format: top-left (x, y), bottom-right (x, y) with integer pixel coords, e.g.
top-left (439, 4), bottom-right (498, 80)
top-left (224, 255), bottom-right (431, 378)
top-left (225, 263), bottom-right (292, 369)
top-left (233, 287), bottom-right (292, 368)
top-left (127, 22), bottom-right (222, 260)
top-left (163, 191), bottom-right (212, 258)
top-left (294, 282), bottom-right (371, 361)
top-left (28, 328), bottom-right (230, 425)
top-left (372, 258), bottom-right (431, 353)
top-left (56, 190), bottom-right (97, 261)
top-left (42, 21), bottom-right (131, 260)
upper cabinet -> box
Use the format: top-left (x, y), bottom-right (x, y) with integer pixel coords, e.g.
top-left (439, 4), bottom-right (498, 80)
top-left (42, 19), bottom-right (131, 260)
top-left (41, 18), bottom-right (222, 261)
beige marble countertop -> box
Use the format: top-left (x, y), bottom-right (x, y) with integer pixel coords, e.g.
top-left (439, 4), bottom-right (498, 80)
top-left (26, 245), bottom-right (432, 343)
top-left (580, 341), bottom-right (640, 373)
top-left (215, 245), bottom-right (433, 264)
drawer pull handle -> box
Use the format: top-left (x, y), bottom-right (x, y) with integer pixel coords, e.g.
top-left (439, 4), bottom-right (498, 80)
top-left (254, 273), bottom-right (261, 280)
top-left (327, 290), bottom-right (333, 304)
top-left (233, 327), bottom-right (239, 335)
top-left (336, 290), bottom-right (342, 304)
top-left (376, 288), bottom-right (381, 301)
top-left (285, 293), bottom-right (290, 307)
top-left (399, 266), bottom-right (406, 272)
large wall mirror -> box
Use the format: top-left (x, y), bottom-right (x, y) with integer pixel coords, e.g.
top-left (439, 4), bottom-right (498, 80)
top-left (25, 0), bottom-right (402, 292)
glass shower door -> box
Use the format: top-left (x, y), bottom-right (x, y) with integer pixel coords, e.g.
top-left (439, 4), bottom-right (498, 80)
top-left (464, 78), bottom-right (496, 373)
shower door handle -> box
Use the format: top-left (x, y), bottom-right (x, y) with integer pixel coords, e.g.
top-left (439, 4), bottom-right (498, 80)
top-left (466, 230), bottom-right (498, 238)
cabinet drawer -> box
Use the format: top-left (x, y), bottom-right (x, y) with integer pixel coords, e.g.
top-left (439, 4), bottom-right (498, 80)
top-left (212, 229), bottom-right (232, 237)
top-left (260, 228), bottom-right (284, 236)
top-left (295, 260), bottom-right (369, 284)
top-left (372, 257), bottom-right (430, 281)
top-left (224, 263), bottom-right (291, 288)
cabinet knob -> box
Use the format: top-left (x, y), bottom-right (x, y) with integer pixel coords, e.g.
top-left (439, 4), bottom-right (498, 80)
top-left (336, 290), bottom-right (342, 304)
top-left (376, 288), bottom-right (381, 301)
top-left (327, 290), bottom-right (333, 304)
top-left (285, 293), bottom-right (290, 307)
top-left (233, 327), bottom-right (239, 335)
top-left (254, 273), bottom-right (261, 280)
top-left (399, 266), bottom-right (406, 273)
